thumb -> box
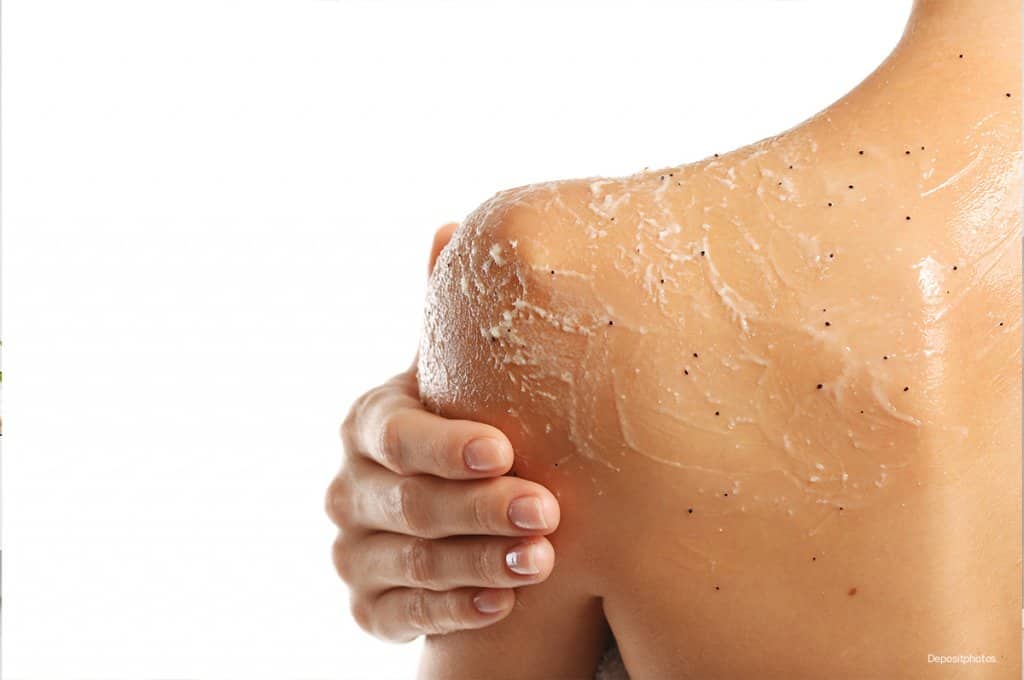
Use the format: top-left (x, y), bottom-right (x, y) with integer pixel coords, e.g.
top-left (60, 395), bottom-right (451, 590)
top-left (413, 222), bottom-right (459, 373)
top-left (427, 222), bottom-right (458, 276)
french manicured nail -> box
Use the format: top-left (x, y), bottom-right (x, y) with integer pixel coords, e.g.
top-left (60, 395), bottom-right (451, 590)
top-left (507, 496), bottom-right (548, 530)
top-left (473, 589), bottom-right (509, 614)
top-left (505, 543), bottom-right (541, 575)
top-left (463, 438), bottom-right (506, 472)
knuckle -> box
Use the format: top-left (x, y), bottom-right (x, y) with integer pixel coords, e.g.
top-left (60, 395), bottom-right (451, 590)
top-left (471, 544), bottom-right (499, 586)
top-left (324, 476), bottom-right (344, 524)
top-left (470, 492), bottom-right (495, 533)
top-left (324, 476), bottom-right (353, 529)
top-left (341, 389), bottom-right (375, 443)
top-left (401, 538), bottom-right (436, 588)
top-left (405, 588), bottom-right (433, 634)
top-left (395, 478), bottom-right (428, 534)
top-left (378, 413), bottom-right (407, 474)
top-left (440, 591), bottom-right (465, 633)
top-left (340, 401), bottom-right (359, 441)
top-left (349, 595), bottom-right (374, 633)
top-left (332, 535), bottom-right (355, 584)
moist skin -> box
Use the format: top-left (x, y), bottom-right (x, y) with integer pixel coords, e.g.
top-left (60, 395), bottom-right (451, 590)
top-left (417, 2), bottom-right (1021, 677)
top-left (421, 125), bottom-right (1019, 516)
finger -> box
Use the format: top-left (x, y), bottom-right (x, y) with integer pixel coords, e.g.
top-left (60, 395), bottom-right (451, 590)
top-left (413, 223), bottom-right (459, 376)
top-left (427, 222), bottom-right (458, 275)
top-left (351, 460), bottom-right (560, 538)
top-left (369, 587), bottom-right (516, 642)
top-left (343, 533), bottom-right (555, 591)
top-left (356, 389), bottom-right (515, 479)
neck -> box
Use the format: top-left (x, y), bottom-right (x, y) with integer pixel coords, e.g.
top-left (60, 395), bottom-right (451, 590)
top-left (801, 0), bottom-right (1021, 162)
top-left (901, 0), bottom-right (1020, 70)
top-left (825, 0), bottom-right (1022, 130)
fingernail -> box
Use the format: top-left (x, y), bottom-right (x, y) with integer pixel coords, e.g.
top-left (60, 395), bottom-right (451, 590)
top-left (505, 543), bottom-right (541, 575)
top-left (508, 496), bottom-right (548, 530)
top-left (463, 438), bottom-right (506, 473)
top-left (472, 589), bottom-right (509, 614)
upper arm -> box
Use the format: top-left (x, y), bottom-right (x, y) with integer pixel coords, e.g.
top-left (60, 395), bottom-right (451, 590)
top-left (416, 183), bottom-right (613, 679)
top-left (417, 179), bottom-right (620, 471)
top-left (417, 581), bottom-right (610, 680)
top-left (417, 180), bottom-right (603, 449)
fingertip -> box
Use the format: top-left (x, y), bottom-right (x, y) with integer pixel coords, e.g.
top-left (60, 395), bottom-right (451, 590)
top-left (428, 223), bottom-right (460, 275)
top-left (471, 588), bottom-right (515, 616)
top-left (533, 537), bottom-right (556, 577)
top-left (461, 435), bottom-right (514, 476)
top-left (437, 222), bottom-right (459, 239)
top-left (501, 479), bottom-right (562, 535)
top-left (509, 536), bottom-right (556, 580)
top-left (538, 491), bottom-right (561, 533)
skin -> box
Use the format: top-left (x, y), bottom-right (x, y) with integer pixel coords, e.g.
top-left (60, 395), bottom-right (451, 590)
top-left (416, 1), bottom-right (1022, 678)
top-left (326, 224), bottom-right (562, 643)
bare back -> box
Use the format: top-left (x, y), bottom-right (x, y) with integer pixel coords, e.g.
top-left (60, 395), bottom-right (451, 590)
top-left (417, 2), bottom-right (1021, 676)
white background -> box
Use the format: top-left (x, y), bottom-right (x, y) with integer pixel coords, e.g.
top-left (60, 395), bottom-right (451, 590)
top-left (2, 1), bottom-right (911, 678)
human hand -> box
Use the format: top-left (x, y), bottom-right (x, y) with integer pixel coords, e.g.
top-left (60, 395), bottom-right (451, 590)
top-left (325, 224), bottom-right (561, 642)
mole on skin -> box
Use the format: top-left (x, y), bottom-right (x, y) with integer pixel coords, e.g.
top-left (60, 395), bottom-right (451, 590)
top-left (415, 2), bottom-right (1022, 677)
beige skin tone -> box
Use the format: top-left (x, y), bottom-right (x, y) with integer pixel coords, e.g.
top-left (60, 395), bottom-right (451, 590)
top-left (415, 1), bottom-right (1022, 678)
top-left (326, 224), bottom-right (563, 642)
